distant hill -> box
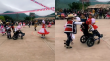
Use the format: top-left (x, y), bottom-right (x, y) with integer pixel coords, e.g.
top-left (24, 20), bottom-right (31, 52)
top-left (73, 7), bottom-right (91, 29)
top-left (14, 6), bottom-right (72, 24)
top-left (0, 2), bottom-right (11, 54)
top-left (56, 0), bottom-right (108, 9)
top-left (0, 11), bottom-right (55, 20)
top-left (35, 13), bottom-right (55, 18)
top-left (45, 13), bottom-right (55, 17)
top-left (1, 11), bottom-right (28, 20)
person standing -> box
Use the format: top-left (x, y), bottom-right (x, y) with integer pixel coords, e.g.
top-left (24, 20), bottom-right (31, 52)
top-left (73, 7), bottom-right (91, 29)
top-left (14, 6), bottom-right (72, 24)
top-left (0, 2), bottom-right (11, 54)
top-left (64, 14), bottom-right (85, 48)
top-left (6, 22), bottom-right (12, 39)
top-left (28, 21), bottom-right (31, 28)
top-left (99, 8), bottom-right (103, 19)
top-left (23, 22), bottom-right (25, 28)
top-left (34, 20), bottom-right (38, 31)
top-left (1, 23), bottom-right (5, 36)
top-left (38, 20), bottom-right (49, 38)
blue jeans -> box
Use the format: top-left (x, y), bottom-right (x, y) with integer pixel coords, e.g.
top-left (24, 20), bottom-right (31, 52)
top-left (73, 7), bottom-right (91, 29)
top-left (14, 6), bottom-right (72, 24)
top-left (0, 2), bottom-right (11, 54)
top-left (65, 32), bottom-right (72, 46)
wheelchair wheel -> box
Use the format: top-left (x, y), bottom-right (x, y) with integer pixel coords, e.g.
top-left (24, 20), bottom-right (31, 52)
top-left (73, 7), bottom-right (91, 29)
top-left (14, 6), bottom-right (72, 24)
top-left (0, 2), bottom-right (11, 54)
top-left (87, 37), bottom-right (94, 47)
top-left (13, 36), bottom-right (17, 40)
top-left (80, 35), bottom-right (87, 43)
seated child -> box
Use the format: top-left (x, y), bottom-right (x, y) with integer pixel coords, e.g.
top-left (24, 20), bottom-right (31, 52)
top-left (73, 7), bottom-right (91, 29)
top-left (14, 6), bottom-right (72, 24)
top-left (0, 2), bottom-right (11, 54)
top-left (86, 14), bottom-right (103, 38)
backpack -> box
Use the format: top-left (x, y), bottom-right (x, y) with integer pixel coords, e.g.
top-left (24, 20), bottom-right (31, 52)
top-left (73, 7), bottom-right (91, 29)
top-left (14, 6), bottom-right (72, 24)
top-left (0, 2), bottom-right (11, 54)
top-left (73, 21), bottom-right (77, 34)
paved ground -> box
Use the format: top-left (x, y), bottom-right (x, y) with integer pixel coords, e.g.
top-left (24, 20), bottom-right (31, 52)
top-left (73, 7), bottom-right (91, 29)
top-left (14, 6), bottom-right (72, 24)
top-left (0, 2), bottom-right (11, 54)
top-left (0, 25), bottom-right (55, 61)
top-left (55, 19), bottom-right (110, 61)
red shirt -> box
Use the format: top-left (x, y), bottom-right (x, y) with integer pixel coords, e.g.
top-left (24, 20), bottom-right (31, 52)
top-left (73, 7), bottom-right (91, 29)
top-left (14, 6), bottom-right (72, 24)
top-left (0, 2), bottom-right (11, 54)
top-left (86, 18), bottom-right (98, 30)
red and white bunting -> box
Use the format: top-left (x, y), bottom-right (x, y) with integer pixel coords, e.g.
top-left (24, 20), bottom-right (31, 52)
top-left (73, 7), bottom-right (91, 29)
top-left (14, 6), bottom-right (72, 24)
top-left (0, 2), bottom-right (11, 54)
top-left (31, 0), bottom-right (55, 11)
top-left (0, 7), bottom-right (55, 15)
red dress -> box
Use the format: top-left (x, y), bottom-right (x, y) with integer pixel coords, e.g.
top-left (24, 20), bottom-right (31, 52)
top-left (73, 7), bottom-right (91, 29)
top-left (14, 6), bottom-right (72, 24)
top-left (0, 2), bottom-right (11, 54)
top-left (48, 22), bottom-right (52, 27)
top-left (86, 18), bottom-right (98, 30)
top-left (38, 23), bottom-right (49, 34)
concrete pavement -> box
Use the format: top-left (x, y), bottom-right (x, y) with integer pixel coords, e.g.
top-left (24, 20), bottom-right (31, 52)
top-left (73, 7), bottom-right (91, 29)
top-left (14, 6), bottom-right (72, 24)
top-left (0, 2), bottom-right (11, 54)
top-left (0, 25), bottom-right (55, 61)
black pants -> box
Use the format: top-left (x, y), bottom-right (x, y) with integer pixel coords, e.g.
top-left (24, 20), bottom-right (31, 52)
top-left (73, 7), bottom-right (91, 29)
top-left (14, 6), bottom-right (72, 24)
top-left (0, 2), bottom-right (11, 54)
top-left (99, 14), bottom-right (102, 19)
top-left (34, 27), bottom-right (36, 31)
top-left (7, 32), bottom-right (11, 38)
top-left (29, 25), bottom-right (30, 28)
top-left (92, 30), bottom-right (101, 37)
top-left (65, 33), bottom-right (72, 46)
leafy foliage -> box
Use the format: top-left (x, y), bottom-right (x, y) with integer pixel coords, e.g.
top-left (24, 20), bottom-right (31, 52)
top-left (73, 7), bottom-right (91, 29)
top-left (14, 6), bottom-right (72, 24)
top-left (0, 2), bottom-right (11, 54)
top-left (24, 16), bottom-right (31, 21)
top-left (68, 2), bottom-right (90, 10)
top-left (4, 15), bottom-right (13, 20)
top-left (0, 16), bottom-right (5, 21)
top-left (107, 1), bottom-right (110, 4)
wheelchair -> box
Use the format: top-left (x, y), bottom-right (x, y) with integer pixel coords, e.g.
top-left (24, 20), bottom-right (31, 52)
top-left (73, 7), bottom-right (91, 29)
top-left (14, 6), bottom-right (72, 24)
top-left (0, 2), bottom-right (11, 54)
top-left (12, 30), bottom-right (25, 40)
top-left (80, 24), bottom-right (103, 47)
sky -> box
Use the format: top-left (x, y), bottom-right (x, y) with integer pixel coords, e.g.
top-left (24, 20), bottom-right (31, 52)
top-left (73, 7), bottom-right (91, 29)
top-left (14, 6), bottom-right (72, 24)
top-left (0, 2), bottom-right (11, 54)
top-left (97, 0), bottom-right (110, 2)
top-left (0, 0), bottom-right (55, 16)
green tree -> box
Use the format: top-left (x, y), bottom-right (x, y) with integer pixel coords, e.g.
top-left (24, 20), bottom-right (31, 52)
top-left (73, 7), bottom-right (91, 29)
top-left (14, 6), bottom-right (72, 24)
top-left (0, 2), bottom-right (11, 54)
top-left (4, 15), bottom-right (13, 20)
top-left (68, 2), bottom-right (90, 10)
top-left (84, 2), bottom-right (90, 9)
top-left (68, 2), bottom-right (82, 10)
top-left (55, 0), bottom-right (60, 11)
top-left (32, 16), bottom-right (35, 20)
top-left (24, 16), bottom-right (31, 21)
top-left (107, 1), bottom-right (110, 4)
top-left (0, 16), bottom-right (5, 22)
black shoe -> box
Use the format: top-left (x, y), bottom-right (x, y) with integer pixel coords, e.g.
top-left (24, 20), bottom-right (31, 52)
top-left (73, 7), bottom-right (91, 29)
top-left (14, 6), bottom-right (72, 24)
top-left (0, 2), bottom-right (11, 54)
top-left (97, 40), bottom-right (100, 44)
top-left (64, 40), bottom-right (66, 44)
top-left (64, 43), bottom-right (67, 47)
top-left (21, 37), bottom-right (23, 39)
top-left (2, 34), bottom-right (4, 36)
top-left (66, 46), bottom-right (72, 49)
top-left (100, 34), bottom-right (103, 38)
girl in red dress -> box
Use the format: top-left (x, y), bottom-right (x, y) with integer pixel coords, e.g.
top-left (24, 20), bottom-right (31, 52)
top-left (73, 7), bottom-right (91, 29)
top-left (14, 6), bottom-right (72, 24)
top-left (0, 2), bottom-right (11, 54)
top-left (23, 22), bottom-right (25, 28)
top-left (1, 24), bottom-right (5, 36)
top-left (86, 14), bottom-right (102, 38)
top-left (48, 22), bottom-right (52, 28)
top-left (38, 20), bottom-right (49, 38)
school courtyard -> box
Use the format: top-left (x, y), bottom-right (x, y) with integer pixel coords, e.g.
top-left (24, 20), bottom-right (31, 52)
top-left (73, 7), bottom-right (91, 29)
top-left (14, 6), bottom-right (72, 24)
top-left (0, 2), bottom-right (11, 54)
top-left (55, 19), bottom-right (110, 61)
top-left (0, 25), bottom-right (55, 61)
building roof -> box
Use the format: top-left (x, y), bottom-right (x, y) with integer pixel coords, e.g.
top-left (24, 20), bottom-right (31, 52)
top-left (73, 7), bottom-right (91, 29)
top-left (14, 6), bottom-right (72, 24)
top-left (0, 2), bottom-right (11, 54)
top-left (34, 17), bottom-right (55, 20)
top-left (88, 4), bottom-right (110, 8)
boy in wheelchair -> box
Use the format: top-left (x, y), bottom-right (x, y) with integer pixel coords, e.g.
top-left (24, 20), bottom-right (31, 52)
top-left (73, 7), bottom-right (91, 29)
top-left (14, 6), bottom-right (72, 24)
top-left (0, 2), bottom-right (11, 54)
top-left (13, 28), bottom-right (25, 40)
top-left (87, 14), bottom-right (103, 37)
top-left (81, 14), bottom-right (103, 44)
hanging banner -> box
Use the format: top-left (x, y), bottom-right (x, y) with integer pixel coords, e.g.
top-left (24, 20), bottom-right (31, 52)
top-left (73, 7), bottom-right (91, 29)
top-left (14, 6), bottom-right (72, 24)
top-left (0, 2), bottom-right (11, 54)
top-left (0, 7), bottom-right (55, 15)
top-left (31, 0), bottom-right (55, 11)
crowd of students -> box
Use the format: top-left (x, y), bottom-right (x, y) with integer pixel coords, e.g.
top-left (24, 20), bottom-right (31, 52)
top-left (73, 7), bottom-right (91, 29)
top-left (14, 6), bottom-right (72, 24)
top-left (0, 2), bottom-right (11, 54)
top-left (56, 8), bottom-right (110, 19)
top-left (0, 19), bottom-right (55, 39)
